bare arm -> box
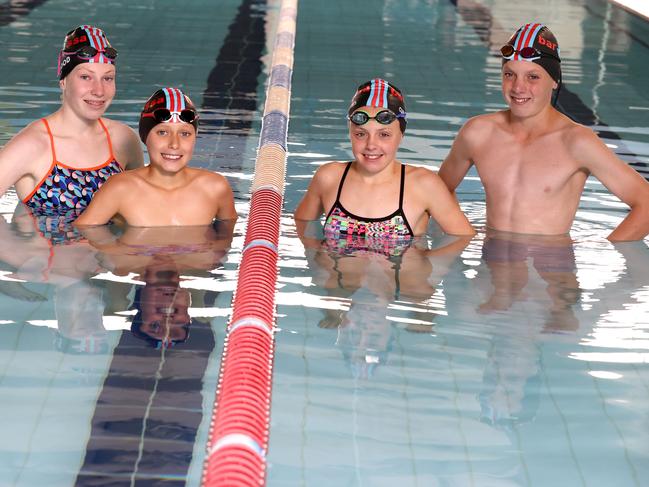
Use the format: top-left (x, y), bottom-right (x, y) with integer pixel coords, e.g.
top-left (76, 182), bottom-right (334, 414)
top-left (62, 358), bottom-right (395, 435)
top-left (213, 174), bottom-right (238, 221)
top-left (439, 134), bottom-right (474, 195)
top-left (294, 167), bottom-right (328, 221)
top-left (0, 123), bottom-right (47, 198)
top-left (574, 128), bottom-right (649, 241)
top-left (74, 176), bottom-right (126, 226)
top-left (422, 170), bottom-right (476, 236)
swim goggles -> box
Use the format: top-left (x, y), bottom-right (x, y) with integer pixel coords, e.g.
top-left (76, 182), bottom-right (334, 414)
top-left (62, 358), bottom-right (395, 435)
top-left (500, 45), bottom-right (560, 62)
top-left (348, 109), bottom-right (406, 126)
top-left (63, 45), bottom-right (118, 60)
top-left (141, 108), bottom-right (198, 124)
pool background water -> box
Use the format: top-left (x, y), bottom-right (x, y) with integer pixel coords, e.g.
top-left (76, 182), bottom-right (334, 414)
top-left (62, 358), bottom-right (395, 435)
top-left (1, 0), bottom-right (649, 486)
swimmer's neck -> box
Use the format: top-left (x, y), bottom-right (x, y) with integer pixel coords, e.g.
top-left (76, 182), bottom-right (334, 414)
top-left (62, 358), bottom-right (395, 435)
top-left (350, 159), bottom-right (402, 184)
top-left (505, 105), bottom-right (558, 136)
top-left (49, 107), bottom-right (105, 135)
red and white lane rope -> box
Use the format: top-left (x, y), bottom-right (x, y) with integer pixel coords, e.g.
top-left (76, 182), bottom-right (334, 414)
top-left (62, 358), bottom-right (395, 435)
top-left (201, 0), bottom-right (297, 485)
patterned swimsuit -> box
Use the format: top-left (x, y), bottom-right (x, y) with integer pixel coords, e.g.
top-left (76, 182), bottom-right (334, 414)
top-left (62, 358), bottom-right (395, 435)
top-left (23, 118), bottom-right (123, 214)
top-left (21, 118), bottom-right (122, 244)
top-left (323, 162), bottom-right (414, 256)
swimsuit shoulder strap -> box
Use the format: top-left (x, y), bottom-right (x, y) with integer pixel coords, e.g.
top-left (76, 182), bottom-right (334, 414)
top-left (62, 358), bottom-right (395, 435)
top-left (334, 161), bottom-right (353, 203)
top-left (41, 118), bottom-right (57, 164)
top-left (398, 163), bottom-right (406, 210)
top-left (97, 118), bottom-right (116, 161)
top-left (397, 164), bottom-right (415, 236)
top-left (324, 161), bottom-right (353, 222)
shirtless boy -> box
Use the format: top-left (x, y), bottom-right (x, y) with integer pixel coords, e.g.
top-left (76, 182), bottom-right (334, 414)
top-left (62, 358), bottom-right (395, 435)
top-left (75, 87), bottom-right (237, 227)
top-left (439, 23), bottom-right (649, 241)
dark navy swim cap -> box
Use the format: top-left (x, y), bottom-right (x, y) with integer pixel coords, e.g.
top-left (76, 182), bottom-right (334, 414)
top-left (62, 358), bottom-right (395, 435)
top-left (348, 79), bottom-right (407, 133)
top-left (502, 23), bottom-right (561, 84)
top-left (138, 87), bottom-right (199, 143)
top-left (58, 25), bottom-right (117, 80)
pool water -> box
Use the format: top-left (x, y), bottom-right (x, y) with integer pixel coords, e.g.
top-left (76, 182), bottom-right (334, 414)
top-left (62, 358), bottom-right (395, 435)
top-left (1, 0), bottom-right (649, 486)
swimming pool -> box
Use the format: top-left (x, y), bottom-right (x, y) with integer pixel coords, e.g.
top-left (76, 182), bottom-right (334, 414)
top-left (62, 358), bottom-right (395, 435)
top-left (1, 0), bottom-right (649, 486)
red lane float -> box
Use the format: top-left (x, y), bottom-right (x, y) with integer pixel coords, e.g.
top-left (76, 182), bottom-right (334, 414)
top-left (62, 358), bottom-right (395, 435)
top-left (201, 0), bottom-right (297, 485)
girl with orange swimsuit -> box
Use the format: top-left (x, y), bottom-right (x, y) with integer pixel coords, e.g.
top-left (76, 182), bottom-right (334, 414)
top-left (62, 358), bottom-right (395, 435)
top-left (0, 25), bottom-right (143, 216)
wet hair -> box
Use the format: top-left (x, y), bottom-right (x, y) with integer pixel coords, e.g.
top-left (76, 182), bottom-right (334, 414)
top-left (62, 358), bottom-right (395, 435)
top-left (348, 78), bottom-right (407, 133)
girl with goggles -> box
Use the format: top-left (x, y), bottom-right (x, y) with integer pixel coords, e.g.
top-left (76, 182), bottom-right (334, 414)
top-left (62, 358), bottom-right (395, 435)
top-left (0, 25), bottom-right (144, 217)
top-left (294, 78), bottom-right (475, 243)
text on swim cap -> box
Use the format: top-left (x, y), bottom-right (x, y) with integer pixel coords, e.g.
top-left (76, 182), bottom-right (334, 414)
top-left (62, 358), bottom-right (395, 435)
top-left (538, 36), bottom-right (557, 51)
top-left (144, 97), bottom-right (166, 112)
top-left (65, 35), bottom-right (88, 50)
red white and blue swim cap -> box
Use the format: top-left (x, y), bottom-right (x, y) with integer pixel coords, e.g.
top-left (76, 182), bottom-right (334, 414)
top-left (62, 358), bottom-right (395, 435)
top-left (502, 23), bottom-right (561, 83)
top-left (348, 78), bottom-right (407, 133)
top-left (138, 87), bottom-right (200, 143)
top-left (58, 25), bottom-right (117, 80)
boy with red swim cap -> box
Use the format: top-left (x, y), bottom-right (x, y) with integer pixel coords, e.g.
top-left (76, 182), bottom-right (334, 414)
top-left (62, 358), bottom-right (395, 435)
top-left (75, 87), bottom-right (237, 227)
top-left (439, 23), bottom-right (649, 241)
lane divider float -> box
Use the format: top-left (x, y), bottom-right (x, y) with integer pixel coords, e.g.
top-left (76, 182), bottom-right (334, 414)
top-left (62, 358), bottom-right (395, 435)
top-left (201, 0), bottom-right (298, 485)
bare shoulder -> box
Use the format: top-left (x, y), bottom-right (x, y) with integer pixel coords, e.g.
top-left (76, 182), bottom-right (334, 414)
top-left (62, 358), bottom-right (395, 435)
top-left (98, 167), bottom-right (145, 193)
top-left (461, 111), bottom-right (502, 134)
top-left (563, 120), bottom-right (601, 151)
top-left (3, 119), bottom-right (49, 156)
top-left (100, 117), bottom-right (143, 168)
top-left (405, 164), bottom-right (446, 191)
top-left (100, 118), bottom-right (133, 141)
top-left (311, 161), bottom-right (347, 186)
top-left (454, 112), bottom-right (502, 148)
top-left (192, 168), bottom-right (230, 186)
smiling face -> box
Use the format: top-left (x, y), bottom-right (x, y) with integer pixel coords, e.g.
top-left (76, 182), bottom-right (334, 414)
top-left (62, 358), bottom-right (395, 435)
top-left (502, 60), bottom-right (557, 118)
top-left (348, 106), bottom-right (403, 173)
top-left (145, 121), bottom-right (196, 174)
top-left (59, 62), bottom-right (115, 120)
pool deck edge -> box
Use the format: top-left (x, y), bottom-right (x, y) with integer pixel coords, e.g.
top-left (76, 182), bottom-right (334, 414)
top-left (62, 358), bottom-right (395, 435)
top-left (609, 0), bottom-right (649, 22)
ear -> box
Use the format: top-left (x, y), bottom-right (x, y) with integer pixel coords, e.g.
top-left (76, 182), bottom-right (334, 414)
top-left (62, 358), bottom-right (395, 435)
top-left (59, 78), bottom-right (66, 91)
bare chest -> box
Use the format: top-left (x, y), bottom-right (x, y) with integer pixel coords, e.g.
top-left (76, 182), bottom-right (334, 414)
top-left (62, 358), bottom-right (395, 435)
top-left (124, 182), bottom-right (217, 226)
top-left (474, 136), bottom-right (583, 197)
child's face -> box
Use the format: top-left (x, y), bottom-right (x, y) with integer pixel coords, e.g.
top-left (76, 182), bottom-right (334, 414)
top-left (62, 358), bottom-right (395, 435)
top-left (145, 122), bottom-right (196, 173)
top-left (348, 106), bottom-right (403, 173)
top-left (60, 63), bottom-right (116, 120)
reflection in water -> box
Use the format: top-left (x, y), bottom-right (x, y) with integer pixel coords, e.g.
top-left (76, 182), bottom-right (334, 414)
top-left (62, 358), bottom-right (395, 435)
top-left (73, 223), bottom-right (234, 485)
top-left (277, 220), bottom-right (649, 485)
top-left (0, 208), bottom-right (235, 485)
top-left (0, 204), bottom-right (109, 352)
top-left (298, 219), bottom-right (469, 380)
top-left (81, 222), bottom-right (234, 348)
top-left (472, 230), bottom-right (581, 433)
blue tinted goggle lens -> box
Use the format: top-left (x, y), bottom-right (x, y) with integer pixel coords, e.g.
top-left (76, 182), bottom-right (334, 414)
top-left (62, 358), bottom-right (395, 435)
top-left (349, 110), bottom-right (401, 126)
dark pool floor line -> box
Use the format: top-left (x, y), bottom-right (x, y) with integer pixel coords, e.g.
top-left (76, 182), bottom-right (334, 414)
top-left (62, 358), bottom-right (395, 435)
top-left (73, 322), bottom-right (215, 485)
top-left (200, 0), bottom-right (267, 175)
